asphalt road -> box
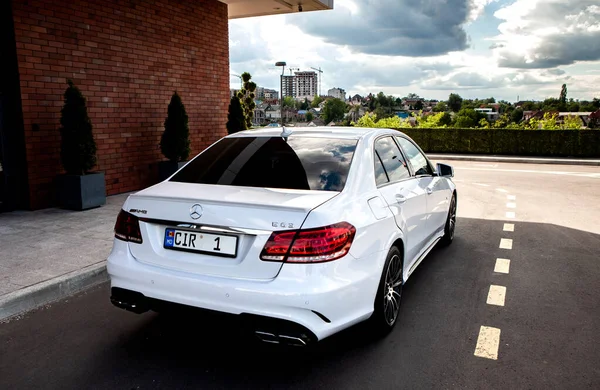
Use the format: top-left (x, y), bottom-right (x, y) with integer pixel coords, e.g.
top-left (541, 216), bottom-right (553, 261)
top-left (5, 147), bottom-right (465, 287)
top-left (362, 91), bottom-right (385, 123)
top-left (1, 161), bottom-right (599, 389)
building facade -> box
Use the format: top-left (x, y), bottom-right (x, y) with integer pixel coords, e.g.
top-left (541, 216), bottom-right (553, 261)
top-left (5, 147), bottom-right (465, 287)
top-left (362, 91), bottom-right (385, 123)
top-left (0, 0), bottom-right (334, 210)
top-left (328, 87), bottom-right (346, 100)
top-left (281, 75), bottom-right (295, 99)
top-left (294, 71), bottom-right (318, 101)
top-left (256, 87), bottom-right (278, 101)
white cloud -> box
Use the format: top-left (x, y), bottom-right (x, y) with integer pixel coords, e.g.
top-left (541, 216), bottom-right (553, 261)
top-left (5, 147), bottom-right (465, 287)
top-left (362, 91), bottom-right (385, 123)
top-left (469, 0), bottom-right (498, 21)
top-left (492, 0), bottom-right (600, 68)
top-left (228, 1), bottom-right (600, 101)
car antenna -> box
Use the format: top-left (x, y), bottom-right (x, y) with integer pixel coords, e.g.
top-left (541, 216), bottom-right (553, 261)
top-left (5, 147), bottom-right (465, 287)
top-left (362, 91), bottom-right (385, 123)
top-left (281, 126), bottom-right (293, 142)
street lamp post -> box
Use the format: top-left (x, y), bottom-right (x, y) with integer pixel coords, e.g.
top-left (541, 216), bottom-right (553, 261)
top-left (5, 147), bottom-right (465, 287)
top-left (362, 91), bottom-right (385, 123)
top-left (275, 61), bottom-right (286, 127)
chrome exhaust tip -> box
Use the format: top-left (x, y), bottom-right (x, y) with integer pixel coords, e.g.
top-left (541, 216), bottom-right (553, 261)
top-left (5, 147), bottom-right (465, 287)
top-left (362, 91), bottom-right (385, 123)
top-left (255, 331), bottom-right (308, 346)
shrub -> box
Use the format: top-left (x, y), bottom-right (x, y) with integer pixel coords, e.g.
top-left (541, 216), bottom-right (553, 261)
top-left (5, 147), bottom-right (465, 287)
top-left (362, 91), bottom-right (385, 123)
top-left (226, 96), bottom-right (247, 134)
top-left (59, 80), bottom-right (97, 175)
top-left (160, 92), bottom-right (190, 162)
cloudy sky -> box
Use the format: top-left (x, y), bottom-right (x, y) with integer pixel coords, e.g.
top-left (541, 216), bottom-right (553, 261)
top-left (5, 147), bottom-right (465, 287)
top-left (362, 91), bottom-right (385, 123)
top-left (229, 0), bottom-right (600, 102)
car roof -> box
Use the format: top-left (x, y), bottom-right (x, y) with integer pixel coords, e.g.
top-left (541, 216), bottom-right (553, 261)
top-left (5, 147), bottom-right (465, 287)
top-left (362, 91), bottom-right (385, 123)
top-left (229, 126), bottom-right (398, 140)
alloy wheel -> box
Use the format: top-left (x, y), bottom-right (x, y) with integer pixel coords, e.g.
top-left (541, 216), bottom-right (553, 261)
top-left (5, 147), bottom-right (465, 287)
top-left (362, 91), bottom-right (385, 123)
top-left (383, 254), bottom-right (403, 326)
top-left (449, 196), bottom-right (457, 240)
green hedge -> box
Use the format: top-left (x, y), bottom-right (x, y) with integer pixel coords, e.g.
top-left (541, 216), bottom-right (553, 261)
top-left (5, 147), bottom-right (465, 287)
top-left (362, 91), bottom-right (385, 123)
top-left (398, 129), bottom-right (600, 157)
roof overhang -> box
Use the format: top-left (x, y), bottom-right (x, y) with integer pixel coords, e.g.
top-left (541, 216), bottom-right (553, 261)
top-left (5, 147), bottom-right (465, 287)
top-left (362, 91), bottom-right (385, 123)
top-left (219, 0), bottom-right (334, 19)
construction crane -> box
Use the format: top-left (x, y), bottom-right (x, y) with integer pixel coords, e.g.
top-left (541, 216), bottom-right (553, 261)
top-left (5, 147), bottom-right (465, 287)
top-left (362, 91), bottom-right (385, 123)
top-left (310, 67), bottom-right (323, 96)
top-left (288, 67), bottom-right (299, 75)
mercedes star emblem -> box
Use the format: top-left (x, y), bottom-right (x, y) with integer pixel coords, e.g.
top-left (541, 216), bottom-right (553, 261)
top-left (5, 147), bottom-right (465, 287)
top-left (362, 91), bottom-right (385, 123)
top-left (189, 204), bottom-right (203, 220)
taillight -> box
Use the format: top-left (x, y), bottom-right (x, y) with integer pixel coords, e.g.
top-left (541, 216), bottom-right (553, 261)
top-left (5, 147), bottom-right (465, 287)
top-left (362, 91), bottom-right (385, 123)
top-left (114, 210), bottom-right (143, 244)
top-left (260, 222), bottom-right (356, 263)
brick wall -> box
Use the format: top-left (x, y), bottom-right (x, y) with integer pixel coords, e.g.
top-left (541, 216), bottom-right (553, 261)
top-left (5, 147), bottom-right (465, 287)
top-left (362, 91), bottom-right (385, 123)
top-left (12, 0), bottom-right (230, 209)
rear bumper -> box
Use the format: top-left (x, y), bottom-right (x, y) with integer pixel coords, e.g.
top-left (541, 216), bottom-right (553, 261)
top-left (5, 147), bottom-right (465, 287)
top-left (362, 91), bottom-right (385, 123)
top-left (107, 240), bottom-right (384, 341)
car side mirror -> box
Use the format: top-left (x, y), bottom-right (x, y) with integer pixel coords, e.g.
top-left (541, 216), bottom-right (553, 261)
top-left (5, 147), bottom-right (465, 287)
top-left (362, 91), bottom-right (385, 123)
top-left (436, 163), bottom-right (454, 178)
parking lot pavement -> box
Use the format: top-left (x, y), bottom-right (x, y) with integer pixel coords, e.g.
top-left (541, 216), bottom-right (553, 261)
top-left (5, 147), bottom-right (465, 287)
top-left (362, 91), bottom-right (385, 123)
top-left (1, 162), bottom-right (599, 389)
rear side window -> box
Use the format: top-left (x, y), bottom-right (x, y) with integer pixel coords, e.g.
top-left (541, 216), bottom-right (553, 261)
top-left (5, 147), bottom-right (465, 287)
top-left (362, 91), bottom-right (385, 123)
top-left (374, 137), bottom-right (411, 186)
top-left (396, 137), bottom-right (433, 176)
top-left (170, 137), bottom-right (357, 192)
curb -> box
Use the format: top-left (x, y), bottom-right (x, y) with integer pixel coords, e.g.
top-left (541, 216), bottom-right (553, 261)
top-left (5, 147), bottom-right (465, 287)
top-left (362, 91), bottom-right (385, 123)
top-left (0, 262), bottom-right (108, 322)
top-left (428, 155), bottom-right (600, 166)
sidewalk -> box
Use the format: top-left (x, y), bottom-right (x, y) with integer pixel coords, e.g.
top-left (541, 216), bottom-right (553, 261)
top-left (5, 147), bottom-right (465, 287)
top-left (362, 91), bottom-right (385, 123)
top-left (428, 154), bottom-right (600, 166)
top-left (0, 193), bottom-right (128, 321)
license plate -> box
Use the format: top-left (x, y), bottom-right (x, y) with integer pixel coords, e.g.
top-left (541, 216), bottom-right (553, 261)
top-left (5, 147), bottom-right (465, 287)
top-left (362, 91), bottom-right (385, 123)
top-left (164, 228), bottom-right (238, 257)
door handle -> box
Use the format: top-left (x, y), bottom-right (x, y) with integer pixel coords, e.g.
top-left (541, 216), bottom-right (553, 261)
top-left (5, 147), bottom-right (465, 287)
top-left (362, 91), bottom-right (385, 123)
top-left (426, 188), bottom-right (433, 195)
top-left (395, 194), bottom-right (407, 204)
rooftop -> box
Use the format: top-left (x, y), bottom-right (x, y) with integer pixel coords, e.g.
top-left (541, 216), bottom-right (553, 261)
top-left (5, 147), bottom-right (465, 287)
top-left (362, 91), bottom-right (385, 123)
top-left (219, 0), bottom-right (334, 19)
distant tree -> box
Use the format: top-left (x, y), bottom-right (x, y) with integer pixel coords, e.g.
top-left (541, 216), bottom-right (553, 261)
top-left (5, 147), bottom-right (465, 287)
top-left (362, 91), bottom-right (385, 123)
top-left (511, 108), bottom-right (524, 123)
top-left (559, 84), bottom-right (568, 106)
top-left (300, 98), bottom-right (310, 110)
top-left (439, 112), bottom-right (452, 127)
top-left (306, 112), bottom-right (314, 122)
top-left (493, 114), bottom-right (511, 129)
top-left (374, 106), bottom-right (394, 120)
top-left (395, 97), bottom-right (402, 106)
top-left (416, 112), bottom-right (452, 128)
top-left (282, 96), bottom-right (296, 108)
top-left (226, 95), bottom-right (247, 134)
top-left (322, 98), bottom-right (347, 123)
top-left (520, 101), bottom-right (537, 111)
top-left (414, 100), bottom-right (424, 110)
top-left (311, 95), bottom-right (324, 108)
top-left (453, 108), bottom-right (485, 128)
top-left (567, 101), bottom-right (580, 112)
top-left (593, 98), bottom-right (600, 109)
top-left (499, 102), bottom-right (512, 114)
top-left (541, 98), bottom-right (561, 111)
top-left (561, 115), bottom-right (582, 129)
top-left (580, 101), bottom-right (597, 112)
top-left (432, 101), bottom-right (448, 112)
top-left (448, 93), bottom-right (463, 112)
top-left (238, 72), bottom-right (257, 128)
top-left (406, 93), bottom-right (420, 99)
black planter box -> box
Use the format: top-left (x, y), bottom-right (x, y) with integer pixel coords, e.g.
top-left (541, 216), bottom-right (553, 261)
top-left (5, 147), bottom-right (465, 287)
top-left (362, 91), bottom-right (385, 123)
top-left (56, 172), bottom-right (106, 211)
top-left (158, 161), bottom-right (187, 182)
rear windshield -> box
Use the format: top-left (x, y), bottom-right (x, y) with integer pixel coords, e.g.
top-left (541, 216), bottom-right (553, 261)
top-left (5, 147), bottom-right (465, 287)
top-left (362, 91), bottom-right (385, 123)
top-left (170, 136), bottom-right (358, 192)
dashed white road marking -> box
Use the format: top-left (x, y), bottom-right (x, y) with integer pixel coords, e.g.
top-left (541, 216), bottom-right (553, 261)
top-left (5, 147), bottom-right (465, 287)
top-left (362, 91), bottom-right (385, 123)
top-left (506, 211), bottom-right (515, 219)
top-left (487, 285), bottom-right (507, 306)
top-left (507, 202), bottom-right (517, 208)
top-left (474, 326), bottom-right (501, 360)
top-left (500, 238), bottom-right (513, 249)
top-left (496, 188), bottom-right (509, 193)
top-left (507, 195), bottom-right (516, 200)
top-left (474, 183), bottom-right (491, 187)
top-left (459, 167), bottom-right (600, 179)
top-left (503, 223), bottom-right (514, 232)
top-left (494, 258), bottom-right (511, 274)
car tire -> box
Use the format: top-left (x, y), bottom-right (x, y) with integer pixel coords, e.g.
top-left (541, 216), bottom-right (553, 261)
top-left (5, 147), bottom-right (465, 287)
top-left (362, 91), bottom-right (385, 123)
top-left (368, 246), bottom-right (404, 336)
top-left (440, 193), bottom-right (457, 247)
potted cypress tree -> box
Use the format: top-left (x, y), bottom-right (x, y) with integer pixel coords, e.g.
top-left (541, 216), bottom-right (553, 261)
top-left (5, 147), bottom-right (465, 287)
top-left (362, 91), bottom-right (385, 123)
top-left (226, 95), bottom-right (247, 134)
top-left (159, 92), bottom-right (190, 180)
top-left (56, 80), bottom-right (106, 210)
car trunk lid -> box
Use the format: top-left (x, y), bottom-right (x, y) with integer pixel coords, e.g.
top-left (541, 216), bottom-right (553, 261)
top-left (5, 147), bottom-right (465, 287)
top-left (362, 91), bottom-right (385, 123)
top-left (124, 181), bottom-right (338, 280)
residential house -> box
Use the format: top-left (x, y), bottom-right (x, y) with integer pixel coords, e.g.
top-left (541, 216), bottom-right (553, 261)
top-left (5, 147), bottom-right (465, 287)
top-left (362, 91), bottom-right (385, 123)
top-left (475, 108), bottom-right (500, 121)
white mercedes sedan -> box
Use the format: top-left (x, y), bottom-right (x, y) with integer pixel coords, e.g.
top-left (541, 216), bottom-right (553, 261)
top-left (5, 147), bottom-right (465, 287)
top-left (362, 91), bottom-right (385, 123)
top-left (108, 127), bottom-right (456, 345)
